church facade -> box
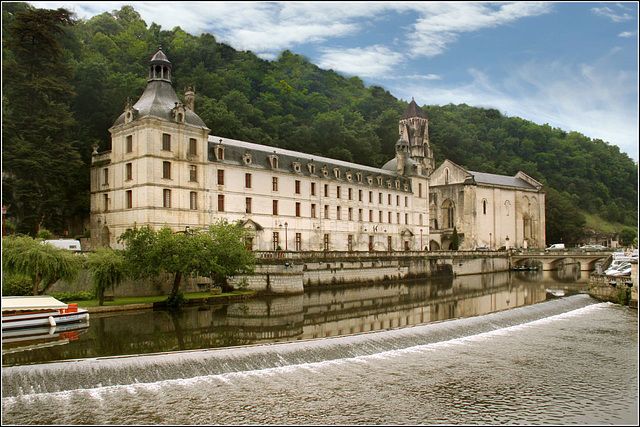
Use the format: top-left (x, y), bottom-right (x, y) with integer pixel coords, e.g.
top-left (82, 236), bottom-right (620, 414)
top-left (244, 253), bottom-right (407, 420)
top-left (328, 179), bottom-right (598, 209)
top-left (90, 48), bottom-right (545, 251)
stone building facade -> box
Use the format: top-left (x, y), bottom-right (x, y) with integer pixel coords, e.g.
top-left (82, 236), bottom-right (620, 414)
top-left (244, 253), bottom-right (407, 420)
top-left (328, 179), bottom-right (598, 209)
top-left (90, 48), bottom-right (545, 251)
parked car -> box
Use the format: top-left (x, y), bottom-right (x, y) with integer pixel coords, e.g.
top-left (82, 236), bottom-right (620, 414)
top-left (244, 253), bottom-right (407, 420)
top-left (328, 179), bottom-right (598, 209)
top-left (608, 263), bottom-right (632, 276)
top-left (605, 262), bottom-right (631, 275)
top-left (41, 239), bottom-right (82, 252)
top-left (579, 244), bottom-right (607, 251)
top-left (545, 243), bottom-right (566, 251)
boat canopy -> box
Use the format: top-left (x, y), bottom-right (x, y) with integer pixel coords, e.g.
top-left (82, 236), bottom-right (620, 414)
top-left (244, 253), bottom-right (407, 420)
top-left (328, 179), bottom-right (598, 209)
top-left (2, 296), bottom-right (68, 312)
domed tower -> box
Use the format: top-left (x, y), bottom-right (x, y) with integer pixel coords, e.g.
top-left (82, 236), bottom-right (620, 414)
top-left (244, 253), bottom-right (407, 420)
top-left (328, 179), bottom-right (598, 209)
top-left (90, 47), bottom-right (210, 248)
top-left (399, 98), bottom-right (434, 175)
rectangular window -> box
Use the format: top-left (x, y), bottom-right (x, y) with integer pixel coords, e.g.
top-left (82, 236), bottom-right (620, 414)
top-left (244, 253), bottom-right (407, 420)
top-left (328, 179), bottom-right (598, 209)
top-left (273, 200), bottom-right (278, 215)
top-left (388, 236), bottom-right (392, 251)
top-left (104, 194), bottom-right (109, 211)
top-left (126, 135), bottom-right (133, 153)
top-left (359, 208), bottom-right (363, 221)
top-left (295, 233), bottom-right (301, 251)
top-left (273, 232), bottom-right (280, 250)
top-left (359, 189), bottom-right (363, 202)
top-left (405, 213), bottom-right (409, 224)
top-left (162, 133), bottom-right (171, 151)
top-left (190, 192), bottom-right (197, 210)
top-left (405, 196), bottom-right (408, 207)
top-left (189, 138), bottom-right (197, 155)
top-left (369, 210), bottom-right (373, 222)
top-left (218, 169), bottom-right (225, 185)
top-left (163, 161), bottom-right (171, 179)
top-left (324, 234), bottom-right (330, 251)
top-left (348, 235), bottom-right (353, 252)
top-left (311, 182), bottom-right (316, 196)
top-left (396, 195), bottom-right (400, 206)
top-left (295, 180), bottom-right (301, 194)
top-left (189, 165), bottom-right (197, 182)
top-left (125, 191), bottom-right (132, 209)
top-left (163, 189), bottom-right (171, 208)
top-left (103, 168), bottom-right (109, 186)
top-left (125, 163), bottom-right (132, 181)
top-left (246, 197), bottom-right (252, 214)
top-left (397, 212), bottom-right (400, 224)
top-left (218, 194), bottom-right (224, 212)
top-left (337, 186), bottom-right (341, 199)
top-left (388, 194), bottom-right (392, 205)
top-left (419, 183), bottom-right (423, 198)
top-left (296, 202), bottom-right (301, 217)
top-left (388, 211), bottom-right (392, 223)
top-left (348, 207), bottom-right (353, 221)
top-left (348, 188), bottom-right (352, 200)
top-left (369, 191), bottom-right (373, 203)
top-left (245, 173), bottom-right (252, 188)
top-left (324, 205), bottom-right (329, 219)
top-left (379, 211), bottom-right (383, 223)
top-left (324, 184), bottom-right (329, 197)
top-left (336, 206), bottom-right (341, 220)
top-left (272, 177), bottom-right (278, 191)
top-left (379, 193), bottom-right (383, 204)
top-left (311, 203), bottom-right (317, 218)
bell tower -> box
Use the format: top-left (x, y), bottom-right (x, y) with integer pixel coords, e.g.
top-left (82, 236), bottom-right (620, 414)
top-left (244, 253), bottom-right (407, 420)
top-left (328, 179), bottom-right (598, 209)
top-left (399, 98), bottom-right (434, 175)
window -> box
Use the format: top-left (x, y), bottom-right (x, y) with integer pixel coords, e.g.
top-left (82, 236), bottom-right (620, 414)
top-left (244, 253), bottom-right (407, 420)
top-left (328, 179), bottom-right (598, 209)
top-left (379, 211), bottom-right (383, 223)
top-left (388, 194), bottom-right (392, 205)
top-left (324, 184), bottom-right (329, 197)
top-left (359, 189), bottom-right (363, 202)
top-left (336, 206), bottom-right (341, 220)
top-left (369, 191), bottom-right (373, 203)
top-left (246, 197), bottom-right (252, 214)
top-left (359, 208), bottom-right (363, 221)
top-left (396, 195), bottom-right (400, 206)
top-left (103, 168), bottom-right (109, 186)
top-left (419, 214), bottom-right (423, 226)
top-left (295, 233), bottom-right (302, 251)
top-left (189, 138), bottom-right (197, 155)
top-left (388, 236), bottom-right (392, 251)
top-left (163, 189), bottom-right (171, 208)
top-left (295, 180), bottom-right (301, 194)
top-left (162, 133), bottom-right (171, 151)
top-left (245, 237), bottom-right (253, 251)
top-left (272, 177), bottom-right (278, 191)
top-left (405, 197), bottom-right (408, 207)
top-left (311, 182), bottom-right (316, 196)
top-left (348, 188), bottom-right (352, 200)
top-left (190, 192), bottom-right (197, 210)
top-left (245, 173), bottom-right (252, 188)
top-left (348, 207), bottom-right (353, 221)
top-left (379, 193), bottom-right (383, 204)
top-left (311, 204), bottom-right (317, 218)
top-left (369, 210), bottom-right (373, 222)
top-left (324, 234), bottom-right (330, 251)
top-left (163, 161), bottom-right (171, 179)
top-left (348, 235), bottom-right (353, 251)
top-left (217, 169), bottom-right (225, 185)
top-left (216, 147), bottom-right (224, 161)
top-left (388, 212), bottom-right (392, 223)
top-left (126, 135), bottom-right (133, 153)
top-left (324, 205), bottom-right (329, 219)
top-left (337, 186), bottom-right (341, 199)
top-left (296, 202), bottom-right (301, 217)
top-left (273, 200), bottom-right (278, 215)
top-left (482, 199), bottom-right (487, 215)
top-left (104, 194), bottom-right (109, 211)
top-left (445, 168), bottom-right (450, 184)
top-left (419, 183), bottom-right (423, 198)
top-left (273, 232), bottom-right (280, 250)
top-left (272, 157), bottom-right (279, 169)
top-left (442, 199), bottom-right (455, 228)
top-left (397, 212), bottom-right (400, 224)
top-left (125, 191), bottom-right (132, 209)
top-left (189, 165), bottom-right (197, 182)
top-left (218, 194), bottom-right (225, 212)
top-left (125, 163), bottom-right (132, 181)
top-left (405, 213), bottom-right (409, 225)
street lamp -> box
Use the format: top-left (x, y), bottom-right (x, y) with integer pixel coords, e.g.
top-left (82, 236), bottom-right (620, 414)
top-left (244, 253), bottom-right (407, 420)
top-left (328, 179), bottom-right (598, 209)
top-left (420, 228), bottom-right (423, 251)
top-left (284, 222), bottom-right (288, 251)
top-left (489, 232), bottom-right (492, 250)
top-left (2, 205), bottom-right (6, 237)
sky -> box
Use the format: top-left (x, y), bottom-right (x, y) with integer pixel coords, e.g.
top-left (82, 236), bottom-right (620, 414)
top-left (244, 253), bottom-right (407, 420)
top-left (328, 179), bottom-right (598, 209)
top-left (31, 1), bottom-right (639, 161)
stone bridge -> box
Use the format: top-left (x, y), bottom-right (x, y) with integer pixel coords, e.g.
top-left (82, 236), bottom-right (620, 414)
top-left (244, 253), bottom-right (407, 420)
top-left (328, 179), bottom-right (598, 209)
top-left (511, 250), bottom-right (611, 271)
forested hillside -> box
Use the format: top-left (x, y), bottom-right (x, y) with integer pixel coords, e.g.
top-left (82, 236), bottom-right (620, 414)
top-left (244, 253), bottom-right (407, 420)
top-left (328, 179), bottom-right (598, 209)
top-left (2, 4), bottom-right (637, 244)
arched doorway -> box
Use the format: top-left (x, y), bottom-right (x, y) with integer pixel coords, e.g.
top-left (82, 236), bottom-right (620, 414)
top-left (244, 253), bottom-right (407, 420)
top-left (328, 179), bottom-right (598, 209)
top-left (430, 240), bottom-right (441, 251)
top-left (100, 226), bottom-right (111, 247)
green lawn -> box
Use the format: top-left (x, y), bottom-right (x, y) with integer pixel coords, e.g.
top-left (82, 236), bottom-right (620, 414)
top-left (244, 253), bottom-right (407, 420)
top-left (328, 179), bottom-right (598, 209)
top-left (68, 290), bottom-right (255, 307)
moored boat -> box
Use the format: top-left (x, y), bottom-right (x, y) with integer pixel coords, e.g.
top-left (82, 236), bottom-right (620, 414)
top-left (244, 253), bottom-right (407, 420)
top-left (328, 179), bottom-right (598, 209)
top-left (2, 296), bottom-right (90, 330)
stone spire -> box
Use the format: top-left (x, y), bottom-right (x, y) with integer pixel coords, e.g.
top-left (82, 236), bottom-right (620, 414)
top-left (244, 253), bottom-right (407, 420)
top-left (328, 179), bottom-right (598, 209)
top-left (399, 98), bottom-right (434, 175)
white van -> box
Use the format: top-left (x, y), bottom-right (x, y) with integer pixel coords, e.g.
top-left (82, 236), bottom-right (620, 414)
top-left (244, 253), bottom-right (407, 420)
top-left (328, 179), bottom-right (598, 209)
top-left (42, 239), bottom-right (82, 252)
top-left (545, 243), bottom-right (566, 251)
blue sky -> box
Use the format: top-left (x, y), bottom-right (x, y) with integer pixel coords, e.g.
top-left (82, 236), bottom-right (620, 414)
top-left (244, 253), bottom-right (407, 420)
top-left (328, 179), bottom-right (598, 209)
top-left (33, 1), bottom-right (639, 161)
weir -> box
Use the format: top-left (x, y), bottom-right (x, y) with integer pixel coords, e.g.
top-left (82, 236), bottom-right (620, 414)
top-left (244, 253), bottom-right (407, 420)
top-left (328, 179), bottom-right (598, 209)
top-left (2, 295), bottom-right (597, 398)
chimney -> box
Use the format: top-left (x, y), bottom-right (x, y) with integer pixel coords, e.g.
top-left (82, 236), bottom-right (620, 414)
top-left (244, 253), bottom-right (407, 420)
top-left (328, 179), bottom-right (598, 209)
top-left (184, 86), bottom-right (195, 111)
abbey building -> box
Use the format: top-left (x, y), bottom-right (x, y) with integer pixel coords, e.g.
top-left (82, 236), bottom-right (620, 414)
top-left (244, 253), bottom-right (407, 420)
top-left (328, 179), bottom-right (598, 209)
top-left (90, 48), bottom-right (545, 251)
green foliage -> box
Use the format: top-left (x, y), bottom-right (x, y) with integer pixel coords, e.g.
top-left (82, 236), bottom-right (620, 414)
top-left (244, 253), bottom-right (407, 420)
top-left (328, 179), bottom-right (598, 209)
top-left (545, 188), bottom-right (587, 245)
top-left (618, 227), bottom-right (638, 247)
top-left (37, 229), bottom-right (53, 240)
top-left (2, 235), bottom-right (83, 295)
top-left (86, 247), bottom-right (127, 305)
top-left (2, 273), bottom-right (32, 296)
top-left (50, 291), bottom-right (94, 302)
top-left (452, 227), bottom-right (459, 250)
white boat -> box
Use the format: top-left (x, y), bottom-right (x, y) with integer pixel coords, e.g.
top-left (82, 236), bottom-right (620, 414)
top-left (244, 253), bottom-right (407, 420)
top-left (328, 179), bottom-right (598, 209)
top-left (2, 296), bottom-right (90, 330)
top-left (2, 321), bottom-right (90, 355)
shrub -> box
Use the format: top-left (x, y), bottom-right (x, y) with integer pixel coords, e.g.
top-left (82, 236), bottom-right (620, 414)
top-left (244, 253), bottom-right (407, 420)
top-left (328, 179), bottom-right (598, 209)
top-left (50, 291), bottom-right (94, 302)
top-left (2, 273), bottom-right (33, 296)
top-left (37, 229), bottom-right (53, 239)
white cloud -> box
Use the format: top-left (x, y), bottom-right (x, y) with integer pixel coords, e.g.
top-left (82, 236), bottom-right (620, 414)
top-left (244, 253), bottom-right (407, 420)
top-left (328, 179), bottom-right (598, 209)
top-left (618, 31), bottom-right (636, 37)
top-left (316, 45), bottom-right (405, 78)
top-left (393, 58), bottom-right (639, 161)
top-left (592, 6), bottom-right (635, 22)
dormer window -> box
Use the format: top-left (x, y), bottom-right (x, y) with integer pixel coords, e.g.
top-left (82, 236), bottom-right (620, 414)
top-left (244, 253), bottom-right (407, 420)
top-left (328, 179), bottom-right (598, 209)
top-left (243, 153), bottom-right (252, 165)
top-left (333, 168), bottom-right (341, 179)
top-left (387, 179), bottom-right (392, 188)
top-left (171, 102), bottom-right (186, 123)
top-left (292, 161), bottom-right (301, 173)
top-left (322, 166), bottom-right (329, 178)
top-left (308, 163), bottom-right (316, 174)
top-left (377, 176), bottom-right (383, 186)
top-left (269, 155), bottom-right (279, 169)
top-left (356, 172), bottom-right (362, 182)
top-left (395, 180), bottom-right (400, 189)
top-left (346, 172), bottom-right (352, 181)
top-left (367, 175), bottom-right (373, 185)
top-left (404, 183), bottom-right (409, 191)
top-left (216, 146), bottom-right (224, 161)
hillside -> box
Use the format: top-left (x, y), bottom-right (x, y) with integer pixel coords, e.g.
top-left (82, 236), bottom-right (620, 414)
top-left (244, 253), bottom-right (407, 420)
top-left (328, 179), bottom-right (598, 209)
top-left (2, 3), bottom-right (637, 244)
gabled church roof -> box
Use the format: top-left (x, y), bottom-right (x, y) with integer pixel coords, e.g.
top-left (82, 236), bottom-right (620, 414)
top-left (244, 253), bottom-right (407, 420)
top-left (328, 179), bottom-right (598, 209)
top-left (400, 98), bottom-right (428, 119)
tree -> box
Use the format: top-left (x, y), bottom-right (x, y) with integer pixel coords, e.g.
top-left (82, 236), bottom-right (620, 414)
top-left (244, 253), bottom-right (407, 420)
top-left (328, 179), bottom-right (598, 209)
top-left (118, 221), bottom-right (254, 305)
top-left (86, 247), bottom-right (127, 305)
top-left (618, 227), bottom-right (638, 248)
top-left (451, 227), bottom-right (459, 250)
top-left (2, 235), bottom-right (83, 295)
top-left (545, 188), bottom-right (587, 245)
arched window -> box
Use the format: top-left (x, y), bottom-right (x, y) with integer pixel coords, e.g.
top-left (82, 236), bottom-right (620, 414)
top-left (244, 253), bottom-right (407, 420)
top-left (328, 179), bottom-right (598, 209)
top-left (444, 168), bottom-right (450, 184)
top-left (482, 199), bottom-right (487, 215)
top-left (442, 199), bottom-right (455, 229)
top-left (504, 200), bottom-right (511, 216)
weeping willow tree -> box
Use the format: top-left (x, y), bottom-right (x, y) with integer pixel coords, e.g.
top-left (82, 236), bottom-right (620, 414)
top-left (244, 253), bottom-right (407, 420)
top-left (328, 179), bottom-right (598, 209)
top-left (86, 247), bottom-right (127, 305)
top-left (2, 235), bottom-right (83, 295)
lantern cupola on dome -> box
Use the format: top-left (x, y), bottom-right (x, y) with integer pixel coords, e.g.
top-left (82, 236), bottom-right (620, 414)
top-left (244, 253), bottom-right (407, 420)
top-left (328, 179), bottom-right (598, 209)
top-left (149, 46), bottom-right (172, 82)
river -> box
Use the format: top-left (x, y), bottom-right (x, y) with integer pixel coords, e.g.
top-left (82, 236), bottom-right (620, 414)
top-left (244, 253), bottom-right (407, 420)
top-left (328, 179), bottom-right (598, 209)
top-left (2, 269), bottom-right (638, 425)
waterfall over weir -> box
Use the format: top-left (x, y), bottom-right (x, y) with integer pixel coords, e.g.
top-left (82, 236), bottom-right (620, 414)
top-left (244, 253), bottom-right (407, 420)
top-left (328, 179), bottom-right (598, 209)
top-left (2, 295), bottom-right (598, 398)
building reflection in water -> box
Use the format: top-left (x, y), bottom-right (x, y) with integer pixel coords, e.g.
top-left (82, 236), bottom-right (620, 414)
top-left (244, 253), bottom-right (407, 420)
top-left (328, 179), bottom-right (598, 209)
top-left (2, 266), bottom-right (584, 366)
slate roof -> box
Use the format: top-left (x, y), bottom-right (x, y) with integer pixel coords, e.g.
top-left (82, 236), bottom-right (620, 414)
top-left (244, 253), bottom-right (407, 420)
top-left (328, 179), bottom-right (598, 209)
top-left (112, 80), bottom-right (208, 129)
top-left (468, 171), bottom-right (537, 190)
top-left (209, 135), bottom-right (413, 192)
top-left (400, 99), bottom-right (428, 120)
